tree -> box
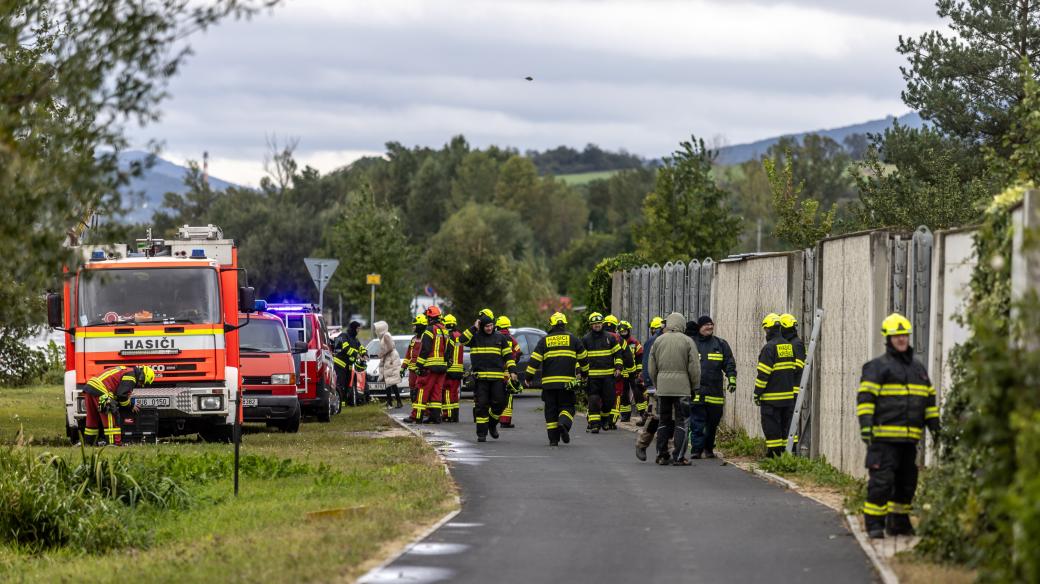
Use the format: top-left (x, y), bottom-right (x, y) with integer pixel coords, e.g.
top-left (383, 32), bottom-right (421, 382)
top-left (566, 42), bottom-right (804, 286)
top-left (152, 162), bottom-right (223, 237)
top-left (718, 160), bottom-right (780, 253)
top-left (494, 155), bottom-right (542, 213)
top-left (450, 148), bottom-right (512, 207)
top-left (635, 137), bottom-right (741, 262)
top-left (585, 167), bottom-right (655, 233)
top-left (764, 149), bottom-right (835, 249)
top-left (765, 135), bottom-right (855, 210)
top-left (854, 123), bottom-right (996, 230)
top-left (537, 178), bottom-right (589, 257)
top-left (323, 191), bottom-right (415, 327)
top-left (899, 0), bottom-right (1040, 149)
top-left (0, 0), bottom-right (272, 334)
top-left (552, 232), bottom-right (630, 302)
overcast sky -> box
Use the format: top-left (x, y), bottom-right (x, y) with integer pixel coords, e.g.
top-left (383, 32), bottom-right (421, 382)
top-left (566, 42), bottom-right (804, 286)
top-left (137, 0), bottom-right (943, 186)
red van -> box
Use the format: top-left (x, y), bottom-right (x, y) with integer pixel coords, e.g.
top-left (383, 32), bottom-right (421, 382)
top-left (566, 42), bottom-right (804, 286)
top-left (267, 303), bottom-right (338, 422)
top-left (238, 311), bottom-right (302, 432)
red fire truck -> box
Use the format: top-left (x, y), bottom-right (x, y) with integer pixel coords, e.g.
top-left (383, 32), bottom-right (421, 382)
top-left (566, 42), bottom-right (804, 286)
top-left (266, 303), bottom-right (338, 422)
top-left (47, 225), bottom-right (256, 442)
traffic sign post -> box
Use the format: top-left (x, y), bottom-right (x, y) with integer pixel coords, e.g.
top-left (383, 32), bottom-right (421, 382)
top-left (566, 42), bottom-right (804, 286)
top-left (304, 258), bottom-right (339, 312)
top-left (367, 274), bottom-right (381, 334)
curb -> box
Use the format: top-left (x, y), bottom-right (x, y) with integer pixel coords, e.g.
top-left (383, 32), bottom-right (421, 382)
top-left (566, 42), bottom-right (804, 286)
top-left (844, 513), bottom-right (899, 584)
top-left (354, 412), bottom-right (462, 583)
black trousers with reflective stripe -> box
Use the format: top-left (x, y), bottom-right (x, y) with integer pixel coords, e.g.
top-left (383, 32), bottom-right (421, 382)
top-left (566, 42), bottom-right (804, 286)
top-left (690, 402), bottom-right (723, 455)
top-left (865, 441), bottom-right (919, 527)
top-left (760, 404), bottom-right (794, 457)
top-left (541, 388), bottom-right (576, 444)
top-left (585, 377), bottom-right (613, 428)
top-left (473, 379), bottom-right (506, 437)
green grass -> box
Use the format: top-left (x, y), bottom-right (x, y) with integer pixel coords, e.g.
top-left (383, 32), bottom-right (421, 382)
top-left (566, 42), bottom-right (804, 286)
top-left (556, 170), bottom-right (619, 185)
top-left (0, 386), bottom-right (455, 583)
top-left (715, 424), bottom-right (767, 458)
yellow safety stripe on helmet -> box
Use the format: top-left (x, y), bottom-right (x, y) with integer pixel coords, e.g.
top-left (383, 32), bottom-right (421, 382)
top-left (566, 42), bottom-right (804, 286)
top-left (925, 406), bottom-right (939, 419)
top-left (760, 391), bottom-right (795, 400)
top-left (856, 403), bottom-right (875, 416)
top-left (863, 501), bottom-right (888, 516)
top-left (757, 363), bottom-right (773, 374)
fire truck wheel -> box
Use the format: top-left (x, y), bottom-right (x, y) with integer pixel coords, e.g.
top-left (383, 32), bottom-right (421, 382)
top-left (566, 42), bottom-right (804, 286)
top-left (199, 424), bottom-right (233, 443)
top-left (317, 382), bottom-right (333, 423)
top-left (280, 409), bottom-right (302, 433)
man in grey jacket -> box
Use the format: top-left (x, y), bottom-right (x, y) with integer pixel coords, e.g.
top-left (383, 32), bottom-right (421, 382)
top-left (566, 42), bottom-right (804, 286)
top-left (648, 312), bottom-right (701, 466)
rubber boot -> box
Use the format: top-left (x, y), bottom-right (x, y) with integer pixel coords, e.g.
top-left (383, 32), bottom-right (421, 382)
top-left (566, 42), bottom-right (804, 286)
top-left (488, 421), bottom-right (500, 440)
top-left (865, 514), bottom-right (886, 539)
top-left (886, 514), bottom-right (915, 536)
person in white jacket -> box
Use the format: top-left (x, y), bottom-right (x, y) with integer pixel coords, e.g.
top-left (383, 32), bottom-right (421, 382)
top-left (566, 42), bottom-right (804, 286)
top-left (374, 321), bottom-right (404, 408)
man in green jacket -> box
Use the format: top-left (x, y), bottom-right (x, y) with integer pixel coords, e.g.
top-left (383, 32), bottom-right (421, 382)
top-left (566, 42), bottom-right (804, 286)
top-left (648, 312), bottom-right (700, 466)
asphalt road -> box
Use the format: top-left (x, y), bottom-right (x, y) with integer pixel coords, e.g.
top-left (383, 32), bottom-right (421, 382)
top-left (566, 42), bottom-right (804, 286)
top-left (360, 397), bottom-right (875, 584)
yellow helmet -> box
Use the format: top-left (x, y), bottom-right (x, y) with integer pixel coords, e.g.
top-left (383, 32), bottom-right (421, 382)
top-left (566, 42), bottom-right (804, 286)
top-left (549, 312), bottom-right (568, 326)
top-left (619, 320), bottom-right (632, 332)
top-left (496, 315), bottom-right (512, 329)
top-left (479, 308), bottom-right (495, 320)
top-left (588, 312), bottom-right (604, 323)
top-left (649, 316), bottom-right (664, 330)
top-left (443, 314), bottom-right (457, 327)
top-left (762, 313), bottom-right (781, 328)
top-left (881, 313), bottom-right (912, 337)
top-left (139, 365), bottom-right (156, 385)
top-left (604, 314), bottom-right (619, 326)
top-left (412, 314), bottom-right (428, 326)
top-left (779, 313), bottom-right (797, 328)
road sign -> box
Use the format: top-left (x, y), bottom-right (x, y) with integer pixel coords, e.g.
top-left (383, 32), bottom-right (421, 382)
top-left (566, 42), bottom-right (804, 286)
top-left (304, 258), bottom-right (339, 311)
top-left (366, 273), bottom-right (382, 286)
top-left (424, 284), bottom-right (436, 297)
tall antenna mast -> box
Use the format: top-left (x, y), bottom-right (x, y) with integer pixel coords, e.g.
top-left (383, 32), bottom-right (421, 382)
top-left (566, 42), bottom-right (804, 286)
top-left (203, 151), bottom-right (210, 188)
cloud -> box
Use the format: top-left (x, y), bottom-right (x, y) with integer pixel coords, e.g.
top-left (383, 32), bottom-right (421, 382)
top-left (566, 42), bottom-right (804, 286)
top-left (135, 0), bottom-right (942, 184)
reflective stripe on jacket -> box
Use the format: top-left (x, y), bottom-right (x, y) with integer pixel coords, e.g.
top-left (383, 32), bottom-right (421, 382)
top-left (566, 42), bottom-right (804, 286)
top-left (526, 326), bottom-right (587, 389)
top-left (754, 329), bottom-right (797, 406)
top-left (857, 345), bottom-right (939, 443)
top-left (580, 330), bottom-right (623, 377)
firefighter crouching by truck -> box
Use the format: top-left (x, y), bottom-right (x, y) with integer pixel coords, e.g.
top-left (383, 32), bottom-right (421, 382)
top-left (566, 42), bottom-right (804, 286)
top-left (83, 365), bottom-right (156, 446)
top-left (416, 306), bottom-right (449, 424)
top-left (402, 314), bottom-right (426, 423)
top-left (525, 312), bottom-right (587, 447)
top-left (460, 309), bottom-right (517, 442)
top-left (496, 315), bottom-right (522, 428)
top-left (858, 313), bottom-right (940, 539)
top-left (443, 314), bottom-right (463, 423)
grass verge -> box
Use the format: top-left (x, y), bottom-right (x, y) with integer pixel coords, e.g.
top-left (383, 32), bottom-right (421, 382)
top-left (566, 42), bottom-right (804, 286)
top-left (0, 385), bottom-right (456, 583)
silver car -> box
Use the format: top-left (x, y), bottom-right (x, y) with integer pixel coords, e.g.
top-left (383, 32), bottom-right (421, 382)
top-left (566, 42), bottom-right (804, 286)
top-left (364, 335), bottom-right (413, 397)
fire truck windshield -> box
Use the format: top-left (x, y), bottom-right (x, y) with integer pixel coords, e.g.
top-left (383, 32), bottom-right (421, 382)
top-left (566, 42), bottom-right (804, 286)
top-left (239, 319), bottom-right (290, 353)
top-left (78, 267), bottom-right (221, 326)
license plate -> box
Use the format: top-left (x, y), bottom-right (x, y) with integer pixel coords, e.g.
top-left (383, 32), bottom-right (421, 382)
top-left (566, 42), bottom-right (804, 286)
top-left (368, 382), bottom-right (386, 391)
top-left (242, 398), bottom-right (259, 407)
top-left (135, 397), bottom-right (170, 408)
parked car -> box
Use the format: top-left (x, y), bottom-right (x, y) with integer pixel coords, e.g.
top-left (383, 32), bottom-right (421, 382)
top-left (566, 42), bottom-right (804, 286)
top-left (364, 335), bottom-right (412, 398)
top-left (238, 311), bottom-right (302, 432)
top-left (267, 303), bottom-right (339, 422)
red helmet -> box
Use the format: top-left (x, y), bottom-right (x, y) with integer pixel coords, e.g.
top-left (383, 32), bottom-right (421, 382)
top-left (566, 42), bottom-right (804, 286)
top-left (425, 305), bottom-right (442, 319)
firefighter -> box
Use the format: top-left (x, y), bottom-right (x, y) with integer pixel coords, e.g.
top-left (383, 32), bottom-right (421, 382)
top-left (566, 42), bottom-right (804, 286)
top-left (443, 314), bottom-right (463, 423)
top-left (754, 313), bottom-right (799, 457)
top-left (83, 365), bottom-right (155, 446)
top-left (603, 314), bottom-right (631, 429)
top-left (496, 315), bottom-right (522, 428)
top-left (635, 315), bottom-right (664, 430)
top-left (460, 309), bottom-right (517, 442)
top-left (416, 306), bottom-right (448, 424)
top-left (780, 313), bottom-right (806, 403)
top-left (689, 315), bottom-right (737, 459)
top-left (402, 314), bottom-right (426, 423)
top-left (525, 312), bottom-right (587, 446)
top-left (333, 321), bottom-right (362, 407)
top-left (859, 313), bottom-right (940, 539)
top-left (581, 312), bottom-right (623, 433)
top-left (349, 345), bottom-right (369, 406)
top-left (617, 320), bottom-right (644, 423)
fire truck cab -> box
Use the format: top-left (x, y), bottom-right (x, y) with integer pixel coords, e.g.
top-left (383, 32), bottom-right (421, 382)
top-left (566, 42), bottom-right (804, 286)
top-left (266, 303), bottom-right (338, 422)
top-left (48, 225), bottom-right (255, 442)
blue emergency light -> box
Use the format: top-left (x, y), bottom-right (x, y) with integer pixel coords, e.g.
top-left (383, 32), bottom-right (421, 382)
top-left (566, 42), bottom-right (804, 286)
top-left (267, 303), bottom-right (315, 313)
top-left (254, 300), bottom-right (268, 312)
top-left (191, 249), bottom-right (206, 258)
top-left (90, 250), bottom-right (106, 261)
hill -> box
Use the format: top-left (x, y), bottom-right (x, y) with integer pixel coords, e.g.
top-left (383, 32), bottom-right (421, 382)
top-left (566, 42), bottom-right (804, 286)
top-left (714, 112), bottom-right (924, 165)
top-left (117, 151), bottom-right (238, 223)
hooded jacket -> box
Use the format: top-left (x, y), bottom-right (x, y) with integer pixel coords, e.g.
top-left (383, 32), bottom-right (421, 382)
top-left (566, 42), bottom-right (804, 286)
top-left (647, 312), bottom-right (700, 397)
top-left (374, 321), bottom-right (402, 386)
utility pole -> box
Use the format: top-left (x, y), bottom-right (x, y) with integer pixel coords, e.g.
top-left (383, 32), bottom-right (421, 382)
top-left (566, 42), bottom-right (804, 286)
top-left (756, 218), bottom-right (763, 253)
top-left (367, 274), bottom-right (381, 336)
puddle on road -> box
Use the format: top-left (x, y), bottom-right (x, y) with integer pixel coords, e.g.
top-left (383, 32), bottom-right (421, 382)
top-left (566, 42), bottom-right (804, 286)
top-left (358, 566), bottom-right (454, 583)
top-left (407, 542), bottom-right (469, 556)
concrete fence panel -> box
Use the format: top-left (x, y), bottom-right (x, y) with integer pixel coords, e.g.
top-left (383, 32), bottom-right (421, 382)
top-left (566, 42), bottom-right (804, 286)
top-left (687, 260), bottom-right (701, 320)
top-left (673, 261), bottom-right (687, 318)
top-left (663, 261), bottom-right (675, 316)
